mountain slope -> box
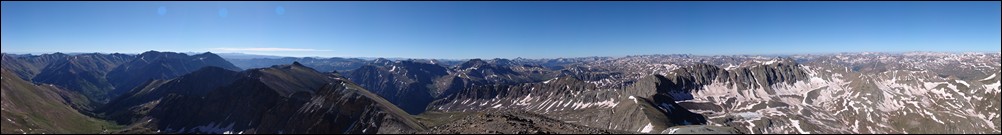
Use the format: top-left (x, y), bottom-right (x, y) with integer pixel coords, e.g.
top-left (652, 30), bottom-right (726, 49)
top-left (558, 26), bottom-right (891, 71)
top-left (430, 59), bottom-right (557, 100)
top-left (1, 68), bottom-right (120, 134)
top-left (3, 51), bottom-right (997, 134)
top-left (31, 53), bottom-right (134, 104)
top-left (109, 62), bottom-right (425, 134)
top-left (414, 111), bottom-right (630, 134)
top-left (642, 57), bottom-right (1002, 134)
top-left (427, 76), bottom-right (711, 133)
top-left (105, 51), bottom-right (241, 99)
top-left (98, 66), bottom-right (243, 124)
top-left (1, 53), bottom-right (71, 80)
top-left (227, 57), bottom-right (369, 72)
top-left (344, 60), bottom-right (450, 114)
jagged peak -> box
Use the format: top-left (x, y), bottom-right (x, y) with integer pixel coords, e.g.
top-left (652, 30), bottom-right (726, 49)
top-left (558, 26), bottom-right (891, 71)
top-left (635, 74), bottom-right (672, 85)
top-left (353, 64), bottom-right (381, 71)
top-left (139, 50), bottom-right (163, 55)
top-left (460, 58), bottom-right (488, 66)
top-left (459, 59), bottom-right (490, 69)
top-left (191, 66), bottom-right (240, 74)
top-left (466, 58), bottom-right (487, 63)
top-left (542, 76), bottom-right (586, 85)
top-left (490, 58), bottom-right (512, 62)
top-left (20, 52), bottom-right (71, 59)
top-left (374, 58), bottom-right (392, 63)
top-left (137, 50), bottom-right (188, 59)
top-left (265, 62), bottom-right (314, 72)
top-left (368, 58), bottom-right (397, 66)
top-left (192, 52), bottom-right (222, 58)
top-left (1, 53), bottom-right (12, 60)
top-left (753, 57), bottom-right (798, 66)
top-left (259, 62), bottom-right (327, 76)
top-left (673, 63), bottom-right (723, 74)
top-left (399, 60), bottom-right (447, 68)
top-left (251, 62), bottom-right (339, 97)
top-left (397, 59), bottom-right (423, 65)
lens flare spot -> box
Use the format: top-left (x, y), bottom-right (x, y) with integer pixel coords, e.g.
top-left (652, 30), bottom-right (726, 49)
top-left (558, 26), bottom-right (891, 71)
top-left (275, 6), bottom-right (285, 15)
top-left (218, 8), bottom-right (229, 17)
top-left (157, 6), bottom-right (167, 15)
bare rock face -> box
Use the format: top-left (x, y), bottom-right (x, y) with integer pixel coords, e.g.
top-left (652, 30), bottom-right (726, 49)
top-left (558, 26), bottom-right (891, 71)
top-left (1, 53), bottom-right (71, 80)
top-left (5, 51), bottom-right (997, 134)
top-left (413, 111), bottom-right (629, 134)
top-left (664, 125), bottom-right (744, 134)
top-left (343, 60), bottom-right (449, 115)
top-left (427, 76), bottom-right (713, 134)
top-left (343, 58), bottom-right (557, 115)
top-left (626, 60), bottom-right (810, 101)
top-left (31, 53), bottom-right (134, 104)
top-left (108, 63), bottom-right (425, 134)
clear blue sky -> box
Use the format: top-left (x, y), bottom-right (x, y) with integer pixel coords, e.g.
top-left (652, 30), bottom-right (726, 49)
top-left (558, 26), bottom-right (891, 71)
top-left (2, 1), bottom-right (1000, 59)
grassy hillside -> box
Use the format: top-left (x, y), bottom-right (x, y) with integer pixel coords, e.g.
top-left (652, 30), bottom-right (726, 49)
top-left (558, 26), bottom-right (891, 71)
top-left (1, 68), bottom-right (122, 134)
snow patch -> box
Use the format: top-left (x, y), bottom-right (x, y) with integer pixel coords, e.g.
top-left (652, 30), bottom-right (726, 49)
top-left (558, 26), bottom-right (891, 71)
top-left (192, 122), bottom-right (236, 134)
top-left (852, 120), bottom-right (860, 133)
top-left (733, 112), bottom-right (763, 120)
top-left (791, 119), bottom-right (811, 134)
top-left (516, 94), bottom-right (534, 106)
top-left (761, 59), bottom-right (780, 65)
top-left (955, 80), bottom-right (970, 87)
top-left (480, 100), bottom-right (490, 106)
top-left (563, 99), bottom-right (574, 108)
top-left (639, 123), bottom-right (654, 133)
top-left (923, 110), bottom-right (946, 124)
top-left (659, 103), bottom-right (674, 113)
top-left (667, 127), bottom-right (680, 134)
top-left (572, 98), bottom-right (619, 109)
top-left (985, 81), bottom-right (1001, 92)
top-left (543, 78), bottom-right (558, 84)
top-left (628, 96), bottom-right (638, 104)
top-left (724, 64), bottom-right (739, 71)
top-left (982, 74), bottom-right (997, 81)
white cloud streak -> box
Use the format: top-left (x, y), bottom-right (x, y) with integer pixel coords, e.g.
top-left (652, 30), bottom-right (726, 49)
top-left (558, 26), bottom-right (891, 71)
top-left (210, 48), bottom-right (331, 52)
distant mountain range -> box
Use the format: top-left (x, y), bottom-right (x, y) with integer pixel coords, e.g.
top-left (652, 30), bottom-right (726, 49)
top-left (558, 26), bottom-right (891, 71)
top-left (2, 51), bottom-right (999, 134)
top-left (210, 53), bottom-right (287, 60)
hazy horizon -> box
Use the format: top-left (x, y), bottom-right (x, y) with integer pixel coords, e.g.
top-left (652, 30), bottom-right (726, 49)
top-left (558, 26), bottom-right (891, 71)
top-left (3, 50), bottom-right (1000, 60)
top-left (3, 1), bottom-right (1000, 59)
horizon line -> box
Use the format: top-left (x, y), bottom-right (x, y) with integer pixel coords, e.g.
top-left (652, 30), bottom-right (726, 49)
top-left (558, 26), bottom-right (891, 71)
top-left (3, 50), bottom-right (1000, 60)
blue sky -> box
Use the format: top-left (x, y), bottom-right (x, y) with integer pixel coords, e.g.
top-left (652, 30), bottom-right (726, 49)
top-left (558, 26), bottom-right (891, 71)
top-left (2, 1), bottom-right (1000, 59)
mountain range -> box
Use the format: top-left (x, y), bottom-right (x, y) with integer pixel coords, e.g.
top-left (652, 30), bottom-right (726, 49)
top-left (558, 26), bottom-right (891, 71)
top-left (1, 51), bottom-right (999, 134)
